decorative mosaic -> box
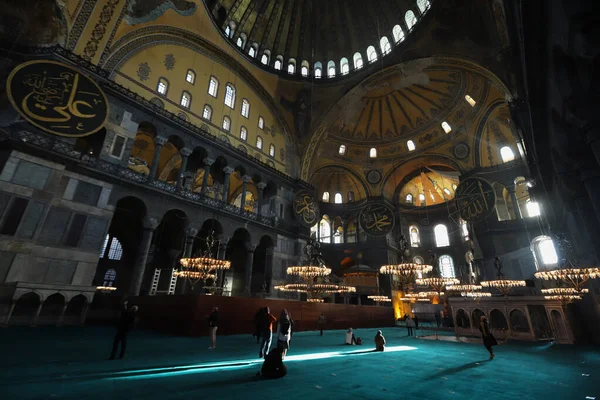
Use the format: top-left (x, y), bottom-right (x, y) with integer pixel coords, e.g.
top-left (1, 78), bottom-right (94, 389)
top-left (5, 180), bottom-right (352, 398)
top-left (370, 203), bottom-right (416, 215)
top-left (366, 170), bottom-right (382, 185)
top-left (124, 0), bottom-right (197, 25)
top-left (150, 97), bottom-right (164, 108)
top-left (137, 62), bottom-right (151, 81)
top-left (453, 142), bottom-right (470, 160)
top-left (177, 111), bottom-right (188, 121)
top-left (82, 0), bottom-right (121, 62)
top-left (164, 53), bottom-right (176, 70)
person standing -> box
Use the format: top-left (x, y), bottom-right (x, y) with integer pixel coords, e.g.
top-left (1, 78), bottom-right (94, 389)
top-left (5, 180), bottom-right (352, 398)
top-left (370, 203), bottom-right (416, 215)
top-left (109, 301), bottom-right (138, 360)
top-left (406, 316), bottom-right (415, 336)
top-left (435, 310), bottom-right (442, 328)
top-left (414, 315), bottom-right (419, 335)
top-left (374, 330), bottom-right (386, 351)
top-left (276, 309), bottom-right (292, 358)
top-left (253, 308), bottom-right (264, 344)
top-left (259, 307), bottom-right (277, 358)
top-left (479, 316), bottom-right (498, 360)
top-left (208, 307), bottom-right (219, 350)
top-left (317, 313), bottom-right (326, 336)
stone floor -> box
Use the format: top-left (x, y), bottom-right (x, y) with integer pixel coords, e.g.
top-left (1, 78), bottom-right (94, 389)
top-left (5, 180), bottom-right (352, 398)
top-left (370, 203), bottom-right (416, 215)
top-left (0, 326), bottom-right (598, 400)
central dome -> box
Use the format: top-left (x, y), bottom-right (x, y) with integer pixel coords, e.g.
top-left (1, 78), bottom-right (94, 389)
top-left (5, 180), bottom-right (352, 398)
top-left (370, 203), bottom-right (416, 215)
top-left (205, 0), bottom-right (432, 79)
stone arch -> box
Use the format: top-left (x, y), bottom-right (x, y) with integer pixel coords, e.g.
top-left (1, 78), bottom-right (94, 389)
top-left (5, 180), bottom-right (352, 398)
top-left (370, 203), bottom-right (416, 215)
top-left (38, 293), bottom-right (66, 325)
top-left (225, 228), bottom-right (253, 296)
top-left (472, 308), bottom-right (485, 325)
top-left (251, 235), bottom-right (276, 294)
top-left (310, 165), bottom-right (370, 202)
top-left (11, 292), bottom-right (41, 326)
top-left (509, 309), bottom-right (530, 333)
top-left (74, 127), bottom-right (107, 157)
top-left (186, 147), bottom-right (209, 192)
top-left (157, 135), bottom-right (186, 182)
top-left (489, 308), bottom-right (508, 330)
top-left (129, 121), bottom-right (158, 175)
top-left (455, 308), bottom-right (471, 328)
top-left (550, 309), bottom-right (569, 342)
top-left (64, 295), bottom-right (87, 325)
top-left (492, 182), bottom-right (512, 221)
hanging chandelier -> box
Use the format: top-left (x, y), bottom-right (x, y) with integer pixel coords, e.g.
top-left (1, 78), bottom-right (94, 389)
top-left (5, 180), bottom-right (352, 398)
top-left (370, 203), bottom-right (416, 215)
top-left (415, 252), bottom-right (458, 294)
top-left (367, 295), bottom-right (392, 303)
top-left (176, 231), bottom-right (230, 290)
top-left (307, 298), bottom-right (325, 303)
top-left (446, 284), bottom-right (483, 292)
top-left (541, 287), bottom-right (589, 304)
top-left (480, 257), bottom-right (526, 296)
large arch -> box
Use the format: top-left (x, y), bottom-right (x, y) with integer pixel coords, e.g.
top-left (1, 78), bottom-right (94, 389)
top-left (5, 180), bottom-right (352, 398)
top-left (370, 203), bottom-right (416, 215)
top-left (224, 228), bottom-right (252, 296)
top-left (309, 165), bottom-right (370, 202)
top-left (251, 235), bottom-right (275, 295)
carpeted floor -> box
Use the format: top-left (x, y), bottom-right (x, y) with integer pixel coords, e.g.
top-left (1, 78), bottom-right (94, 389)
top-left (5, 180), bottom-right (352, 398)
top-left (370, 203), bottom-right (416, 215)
top-left (0, 326), bottom-right (598, 400)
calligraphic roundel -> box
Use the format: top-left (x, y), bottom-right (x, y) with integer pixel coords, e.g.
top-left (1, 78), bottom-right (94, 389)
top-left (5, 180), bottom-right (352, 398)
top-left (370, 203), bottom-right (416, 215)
top-left (7, 60), bottom-right (109, 138)
top-left (454, 177), bottom-right (496, 223)
top-left (358, 203), bottom-right (396, 237)
top-left (293, 190), bottom-right (320, 228)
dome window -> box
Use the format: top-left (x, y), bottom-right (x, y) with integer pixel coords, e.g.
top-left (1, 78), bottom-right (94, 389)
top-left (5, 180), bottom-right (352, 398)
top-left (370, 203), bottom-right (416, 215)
top-left (393, 25), bottom-right (405, 43)
top-left (405, 10), bottom-right (418, 30)
top-left (407, 140), bottom-right (416, 151)
top-left (465, 94), bottom-right (476, 107)
top-left (441, 121), bottom-right (452, 134)
top-left (380, 36), bottom-right (391, 55)
top-left (314, 62), bottom-right (323, 78)
top-left (340, 58), bottom-right (349, 75)
top-left (339, 144), bottom-right (346, 155)
top-left (367, 46), bottom-right (377, 62)
top-left (353, 52), bottom-right (363, 70)
top-left (370, 148), bottom-right (377, 158)
top-left (501, 146), bottom-right (515, 162)
top-left (327, 60), bottom-right (336, 78)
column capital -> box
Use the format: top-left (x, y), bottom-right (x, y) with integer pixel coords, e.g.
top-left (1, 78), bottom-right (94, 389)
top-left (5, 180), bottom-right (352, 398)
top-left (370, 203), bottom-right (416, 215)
top-left (257, 182), bottom-right (267, 190)
top-left (186, 227), bottom-right (198, 237)
top-left (242, 175), bottom-right (252, 183)
top-left (155, 135), bottom-right (168, 146)
top-left (181, 147), bottom-right (193, 157)
top-left (223, 166), bottom-right (235, 175)
top-left (203, 157), bottom-right (215, 166)
top-left (142, 216), bottom-right (160, 230)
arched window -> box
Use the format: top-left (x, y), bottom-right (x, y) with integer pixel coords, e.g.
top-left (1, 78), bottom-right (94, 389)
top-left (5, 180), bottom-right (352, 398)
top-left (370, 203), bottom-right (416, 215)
top-left (258, 116), bottom-right (264, 129)
top-left (393, 25), bottom-right (405, 43)
top-left (157, 78), bottom-right (168, 95)
top-left (348, 191), bottom-right (355, 202)
top-left (239, 126), bottom-right (247, 141)
top-left (333, 226), bottom-right (343, 244)
top-left (334, 193), bottom-right (343, 204)
top-left (441, 121), bottom-right (452, 133)
top-left (353, 52), bottom-right (363, 69)
top-left (208, 76), bottom-right (219, 97)
top-left (185, 69), bottom-right (196, 84)
top-left (500, 146), bottom-right (515, 162)
top-left (261, 51), bottom-right (270, 65)
top-left (322, 192), bottom-right (330, 202)
top-left (288, 59), bottom-right (296, 74)
top-left (225, 21), bottom-right (236, 38)
top-left (314, 62), bottom-right (323, 78)
top-left (443, 188), bottom-right (451, 197)
top-left (407, 140), bottom-right (416, 151)
top-left (340, 58), bottom-right (349, 75)
top-left (370, 148), bottom-right (377, 158)
top-left (531, 235), bottom-right (558, 269)
top-left (301, 60), bottom-right (309, 77)
top-left (464, 94), bottom-right (476, 107)
top-left (319, 217), bottom-right (331, 243)
top-left (202, 105), bottom-right (212, 121)
top-left (405, 10), bottom-right (418, 30)
top-left (103, 268), bottom-right (117, 287)
top-left (367, 46), bottom-right (377, 62)
top-left (236, 33), bottom-right (247, 48)
top-left (419, 193), bottom-right (425, 206)
top-left (380, 36), bottom-right (391, 55)
top-left (224, 84), bottom-right (236, 108)
top-left (405, 193), bottom-right (413, 204)
top-left (225, 25), bottom-right (231, 37)
top-left (460, 219), bottom-right (469, 241)
top-left (222, 116), bottom-right (231, 131)
top-left (269, 144), bottom-right (275, 157)
top-left (248, 43), bottom-right (258, 58)
top-left (439, 255), bottom-right (455, 278)
top-left (241, 98), bottom-right (250, 118)
top-left (434, 224), bottom-right (450, 247)
top-left (417, 0), bottom-right (431, 15)
top-left (274, 55), bottom-right (283, 70)
top-left (339, 144), bottom-right (346, 155)
top-left (256, 136), bottom-right (263, 150)
top-left (327, 60), bottom-right (336, 78)
top-left (526, 199), bottom-right (541, 217)
top-left (409, 226), bottom-right (420, 247)
top-left (100, 235), bottom-right (123, 260)
top-left (180, 91), bottom-right (191, 109)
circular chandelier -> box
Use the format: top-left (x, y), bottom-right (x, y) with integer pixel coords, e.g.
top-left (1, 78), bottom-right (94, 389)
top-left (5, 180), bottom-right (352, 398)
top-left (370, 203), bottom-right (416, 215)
top-left (535, 264), bottom-right (599, 292)
top-left (541, 287), bottom-right (589, 304)
top-left (368, 295), bottom-right (392, 302)
top-left (176, 231), bottom-right (230, 290)
top-left (287, 265), bottom-right (332, 278)
top-left (307, 298), bottom-right (324, 303)
top-left (461, 291), bottom-right (492, 299)
top-left (380, 263), bottom-right (433, 277)
top-left (480, 257), bottom-right (525, 296)
top-left (446, 284), bottom-right (482, 292)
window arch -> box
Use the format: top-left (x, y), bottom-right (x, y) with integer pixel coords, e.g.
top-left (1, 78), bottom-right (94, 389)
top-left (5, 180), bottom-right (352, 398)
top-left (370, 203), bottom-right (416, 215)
top-left (334, 193), bottom-right (343, 204)
top-left (460, 219), bottom-right (469, 241)
top-left (236, 33), bottom-right (247, 48)
top-left (339, 144), bottom-right (346, 155)
top-left (225, 21), bottom-right (236, 38)
top-left (441, 121), bottom-right (452, 133)
top-left (319, 217), bottom-right (331, 243)
top-left (465, 94), bottom-right (476, 107)
top-left (380, 36), bottom-right (391, 55)
top-left (526, 199), bottom-right (541, 217)
top-left (407, 140), bottom-right (416, 151)
top-left (500, 146), bottom-right (515, 162)
top-left (224, 84), bottom-right (236, 108)
top-left (256, 136), bottom-right (263, 150)
top-left (240, 126), bottom-right (247, 141)
top-left (248, 42), bottom-right (258, 58)
top-left (417, 0), bottom-right (431, 15)
top-left (340, 57), bottom-right (349, 75)
top-left (222, 116), bottom-right (231, 132)
top-left (405, 193), bottom-right (413, 204)
top-left (258, 116), bottom-right (264, 129)
top-left (327, 60), bottom-right (336, 78)
top-left (180, 91), bottom-right (191, 109)
top-left (202, 104), bottom-right (212, 121)
top-left (301, 60), bottom-right (309, 77)
top-left (333, 225), bottom-right (344, 244)
top-left (409, 225), bottom-right (420, 247)
top-left (314, 62), bottom-right (323, 78)
top-left (405, 10), bottom-right (418, 30)
top-left (353, 52), bottom-right (363, 69)
top-left (103, 268), bottom-right (117, 287)
top-left (370, 147), bottom-right (377, 158)
top-left (419, 193), bottom-right (425, 206)
top-left (157, 77), bottom-right (168, 95)
top-left (443, 188), bottom-right (451, 197)
top-left (367, 45), bottom-right (378, 62)
top-left (269, 144), bottom-right (275, 157)
top-left (274, 55), bottom-right (283, 70)
top-left (100, 235), bottom-right (123, 260)
top-left (392, 25), bottom-right (405, 43)
top-left (348, 191), bottom-right (355, 202)
top-left (261, 51), bottom-right (270, 65)
top-left (208, 76), bottom-right (219, 97)
top-left (185, 69), bottom-right (196, 84)
top-left (439, 255), bottom-right (455, 278)
top-left (322, 192), bottom-right (330, 202)
top-left (287, 58), bottom-right (296, 74)
top-left (434, 224), bottom-right (450, 247)
top-left (531, 235), bottom-right (558, 270)
top-left (241, 98), bottom-right (250, 118)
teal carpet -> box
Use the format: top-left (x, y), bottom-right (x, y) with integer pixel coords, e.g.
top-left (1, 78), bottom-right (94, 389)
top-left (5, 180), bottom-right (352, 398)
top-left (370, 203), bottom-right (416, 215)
top-left (0, 326), bottom-right (598, 400)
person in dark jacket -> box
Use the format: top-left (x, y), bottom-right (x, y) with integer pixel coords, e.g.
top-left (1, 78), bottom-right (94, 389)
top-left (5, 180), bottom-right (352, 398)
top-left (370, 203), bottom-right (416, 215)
top-left (109, 301), bottom-right (138, 360)
top-left (259, 307), bottom-right (277, 358)
top-left (374, 330), bottom-right (386, 351)
top-left (208, 307), bottom-right (219, 350)
top-left (414, 315), bottom-right (419, 331)
top-left (257, 347), bottom-right (287, 379)
top-left (253, 308), bottom-right (264, 344)
top-left (479, 316), bottom-right (498, 360)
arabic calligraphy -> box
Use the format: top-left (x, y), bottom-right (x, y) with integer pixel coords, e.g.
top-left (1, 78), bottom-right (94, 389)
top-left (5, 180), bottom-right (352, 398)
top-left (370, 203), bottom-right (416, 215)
top-left (454, 178), bottom-right (496, 223)
top-left (359, 203), bottom-right (395, 237)
top-left (293, 191), bottom-right (319, 227)
top-left (7, 60), bottom-right (109, 137)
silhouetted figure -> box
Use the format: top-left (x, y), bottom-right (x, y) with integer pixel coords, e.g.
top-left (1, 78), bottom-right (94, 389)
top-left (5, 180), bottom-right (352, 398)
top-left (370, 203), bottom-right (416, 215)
top-left (414, 315), bottom-right (419, 331)
top-left (253, 308), bottom-right (264, 344)
top-left (276, 309), bottom-right (292, 358)
top-left (406, 316), bottom-right (415, 336)
top-left (479, 316), bottom-right (498, 360)
top-left (374, 330), bottom-right (386, 351)
top-left (109, 301), bottom-right (138, 360)
top-left (435, 311), bottom-right (442, 328)
top-left (259, 307), bottom-right (277, 358)
top-left (317, 313), bottom-right (326, 336)
top-left (257, 347), bottom-right (287, 379)
top-left (345, 327), bottom-right (357, 345)
top-left (207, 307), bottom-right (219, 349)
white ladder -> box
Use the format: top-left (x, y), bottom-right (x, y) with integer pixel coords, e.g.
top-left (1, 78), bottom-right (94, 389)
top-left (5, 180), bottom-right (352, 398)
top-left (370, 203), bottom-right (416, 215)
top-left (168, 269), bottom-right (178, 295)
top-left (149, 268), bottom-right (161, 296)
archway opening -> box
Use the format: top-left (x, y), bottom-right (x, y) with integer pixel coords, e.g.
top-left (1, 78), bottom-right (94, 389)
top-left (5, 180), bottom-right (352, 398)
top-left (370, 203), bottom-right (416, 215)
top-left (251, 235), bottom-right (275, 294)
top-left (225, 228), bottom-right (252, 296)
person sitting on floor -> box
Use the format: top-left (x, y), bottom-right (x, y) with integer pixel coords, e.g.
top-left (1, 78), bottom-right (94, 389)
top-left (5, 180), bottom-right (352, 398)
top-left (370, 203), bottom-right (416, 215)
top-left (345, 327), bottom-right (358, 345)
top-left (374, 330), bottom-right (386, 351)
top-left (257, 347), bottom-right (287, 379)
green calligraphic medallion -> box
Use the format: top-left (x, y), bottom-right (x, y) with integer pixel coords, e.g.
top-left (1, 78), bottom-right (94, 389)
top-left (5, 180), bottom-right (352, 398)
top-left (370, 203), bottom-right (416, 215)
top-left (293, 190), bottom-right (320, 228)
top-left (7, 60), bottom-right (109, 138)
top-left (359, 203), bottom-right (396, 237)
top-left (454, 177), bottom-right (496, 223)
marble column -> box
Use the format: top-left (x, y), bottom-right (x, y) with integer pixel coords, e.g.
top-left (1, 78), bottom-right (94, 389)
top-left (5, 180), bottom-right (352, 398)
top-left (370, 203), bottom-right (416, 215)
top-left (508, 187), bottom-right (522, 220)
top-left (244, 244), bottom-right (255, 295)
top-left (176, 147), bottom-right (192, 192)
top-left (3, 301), bottom-right (15, 326)
top-left (240, 175), bottom-right (251, 211)
top-left (148, 136), bottom-right (168, 180)
top-left (130, 216), bottom-right (160, 296)
top-left (222, 166), bottom-right (234, 203)
top-left (201, 157), bottom-right (215, 195)
top-left (257, 182), bottom-right (267, 216)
